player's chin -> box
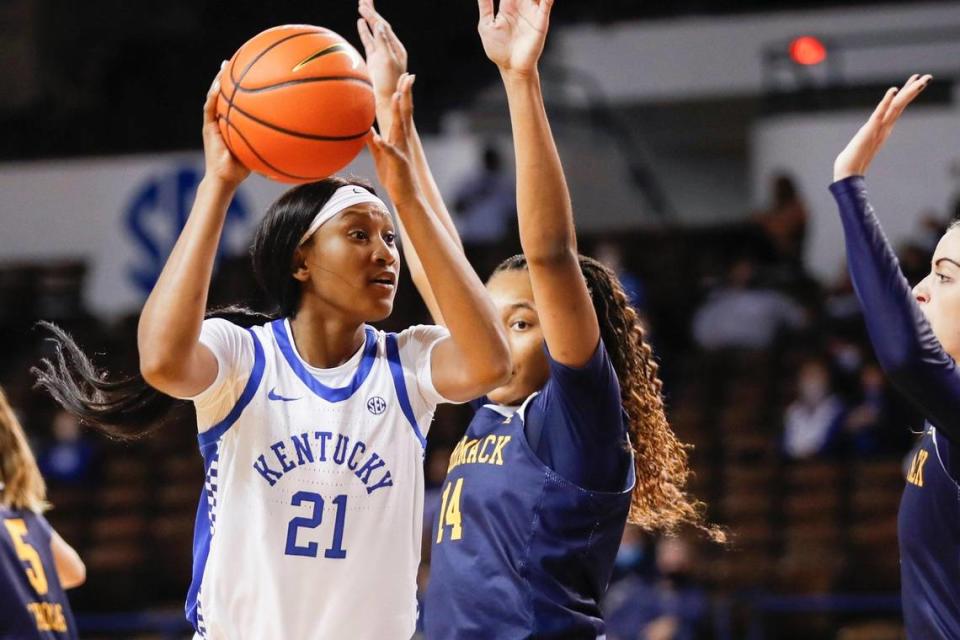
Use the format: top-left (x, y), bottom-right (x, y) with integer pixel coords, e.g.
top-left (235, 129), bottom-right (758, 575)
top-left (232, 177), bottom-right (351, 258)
top-left (487, 378), bottom-right (525, 406)
top-left (363, 295), bottom-right (395, 322)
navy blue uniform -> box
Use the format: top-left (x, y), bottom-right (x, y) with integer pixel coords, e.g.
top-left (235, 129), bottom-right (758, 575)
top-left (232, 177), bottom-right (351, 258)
top-left (0, 507), bottom-right (78, 640)
top-left (425, 342), bottom-right (633, 639)
top-left (832, 176), bottom-right (960, 638)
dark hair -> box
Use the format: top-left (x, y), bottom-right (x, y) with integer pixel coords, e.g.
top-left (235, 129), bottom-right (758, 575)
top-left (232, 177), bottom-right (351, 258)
top-left (33, 176), bottom-right (376, 440)
top-left (493, 255), bottom-right (723, 541)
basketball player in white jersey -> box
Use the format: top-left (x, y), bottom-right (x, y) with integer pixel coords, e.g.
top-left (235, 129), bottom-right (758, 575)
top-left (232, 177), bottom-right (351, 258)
top-left (32, 66), bottom-right (510, 639)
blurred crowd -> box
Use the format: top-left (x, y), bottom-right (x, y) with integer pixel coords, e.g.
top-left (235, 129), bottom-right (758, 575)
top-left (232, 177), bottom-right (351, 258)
top-left (2, 168), bottom-right (954, 639)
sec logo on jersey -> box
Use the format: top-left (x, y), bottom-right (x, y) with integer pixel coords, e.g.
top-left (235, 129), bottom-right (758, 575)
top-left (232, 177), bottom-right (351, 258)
top-left (367, 396), bottom-right (387, 415)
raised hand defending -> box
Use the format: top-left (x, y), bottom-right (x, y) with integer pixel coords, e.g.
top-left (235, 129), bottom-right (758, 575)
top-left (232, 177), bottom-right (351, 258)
top-left (368, 74), bottom-right (420, 207)
top-left (477, 0), bottom-right (554, 76)
top-left (357, 0), bottom-right (408, 104)
top-left (834, 73), bottom-right (932, 182)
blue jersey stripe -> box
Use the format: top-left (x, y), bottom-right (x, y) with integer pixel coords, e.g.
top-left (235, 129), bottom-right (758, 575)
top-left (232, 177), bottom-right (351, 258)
top-left (197, 328), bottom-right (266, 447)
top-left (185, 442), bottom-right (219, 633)
top-left (385, 333), bottom-right (425, 449)
top-left (272, 319), bottom-right (378, 402)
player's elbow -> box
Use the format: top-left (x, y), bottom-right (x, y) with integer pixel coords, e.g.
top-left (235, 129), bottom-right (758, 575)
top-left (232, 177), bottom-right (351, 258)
top-left (61, 559), bottom-right (86, 590)
top-left (139, 352), bottom-right (180, 391)
top-left (474, 338), bottom-right (513, 390)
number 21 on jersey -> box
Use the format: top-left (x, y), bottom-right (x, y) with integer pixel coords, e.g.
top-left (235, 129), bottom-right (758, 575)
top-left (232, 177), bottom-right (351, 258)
top-left (436, 478), bottom-right (464, 543)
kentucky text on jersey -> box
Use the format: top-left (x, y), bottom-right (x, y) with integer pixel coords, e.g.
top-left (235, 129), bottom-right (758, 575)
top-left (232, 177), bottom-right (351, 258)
top-left (252, 431), bottom-right (394, 495)
top-left (446, 434), bottom-right (512, 471)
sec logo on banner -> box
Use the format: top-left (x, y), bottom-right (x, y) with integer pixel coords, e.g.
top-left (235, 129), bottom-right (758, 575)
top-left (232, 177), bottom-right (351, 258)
top-left (123, 166), bottom-right (250, 295)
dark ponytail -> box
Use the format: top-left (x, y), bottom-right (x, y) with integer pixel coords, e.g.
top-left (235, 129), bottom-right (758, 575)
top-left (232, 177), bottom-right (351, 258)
top-left (33, 176), bottom-right (377, 441)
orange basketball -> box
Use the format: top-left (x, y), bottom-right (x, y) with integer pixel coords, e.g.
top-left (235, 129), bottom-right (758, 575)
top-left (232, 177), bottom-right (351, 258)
top-left (216, 25), bottom-right (375, 184)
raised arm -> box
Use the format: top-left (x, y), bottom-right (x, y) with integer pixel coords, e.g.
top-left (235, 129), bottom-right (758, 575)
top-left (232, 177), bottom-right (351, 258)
top-left (479, 0), bottom-right (599, 367)
top-left (358, 0), bottom-right (463, 325)
top-left (137, 64), bottom-right (250, 398)
top-left (829, 74), bottom-right (960, 441)
top-left (368, 81), bottom-right (510, 402)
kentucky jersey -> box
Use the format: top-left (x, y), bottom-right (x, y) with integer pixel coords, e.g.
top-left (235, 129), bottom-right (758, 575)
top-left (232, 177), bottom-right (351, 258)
top-left (183, 317), bottom-right (449, 639)
top-left (425, 342), bottom-right (634, 639)
top-left (899, 424), bottom-right (960, 638)
top-left (0, 507), bottom-right (78, 640)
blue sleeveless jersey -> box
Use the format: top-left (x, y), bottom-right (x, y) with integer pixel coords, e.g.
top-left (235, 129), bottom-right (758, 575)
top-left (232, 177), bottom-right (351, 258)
top-left (899, 425), bottom-right (960, 638)
top-left (0, 507), bottom-right (78, 640)
top-left (424, 397), bottom-right (633, 639)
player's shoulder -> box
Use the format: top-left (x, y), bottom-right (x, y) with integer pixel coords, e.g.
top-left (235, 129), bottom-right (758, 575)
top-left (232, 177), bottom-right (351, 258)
top-left (201, 316), bottom-right (268, 344)
top-left (389, 324), bottom-right (449, 349)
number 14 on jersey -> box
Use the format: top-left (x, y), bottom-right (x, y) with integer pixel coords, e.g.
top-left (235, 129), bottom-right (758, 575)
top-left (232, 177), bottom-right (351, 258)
top-left (436, 478), bottom-right (464, 543)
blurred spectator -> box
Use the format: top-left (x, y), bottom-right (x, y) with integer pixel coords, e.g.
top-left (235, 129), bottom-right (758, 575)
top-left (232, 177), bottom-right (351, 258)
top-left (844, 363), bottom-right (893, 456)
top-left (752, 173), bottom-right (808, 265)
top-left (916, 208), bottom-right (949, 255)
top-left (611, 524), bottom-right (656, 584)
top-left (824, 266), bottom-right (862, 325)
top-left (452, 144), bottom-right (516, 245)
top-left (692, 257), bottom-right (805, 350)
top-left (898, 243), bottom-right (929, 287)
top-left (38, 410), bottom-right (95, 485)
top-left (596, 241), bottom-right (647, 311)
top-left (604, 536), bottom-right (708, 640)
top-left (782, 359), bottom-right (847, 460)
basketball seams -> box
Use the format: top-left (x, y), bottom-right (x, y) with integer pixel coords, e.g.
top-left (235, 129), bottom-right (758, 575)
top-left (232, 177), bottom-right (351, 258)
top-left (233, 76), bottom-right (373, 93)
top-left (224, 31), bottom-right (317, 144)
top-left (220, 117), bottom-right (321, 183)
top-left (217, 24), bottom-right (373, 183)
top-left (218, 88), bottom-right (373, 141)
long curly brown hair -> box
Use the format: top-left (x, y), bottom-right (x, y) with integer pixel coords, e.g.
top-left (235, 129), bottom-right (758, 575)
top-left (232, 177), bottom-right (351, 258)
top-left (494, 255), bottom-right (723, 542)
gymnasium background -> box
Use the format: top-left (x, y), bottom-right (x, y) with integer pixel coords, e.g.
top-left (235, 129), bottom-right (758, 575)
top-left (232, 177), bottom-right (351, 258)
top-left (4, 1), bottom-right (960, 638)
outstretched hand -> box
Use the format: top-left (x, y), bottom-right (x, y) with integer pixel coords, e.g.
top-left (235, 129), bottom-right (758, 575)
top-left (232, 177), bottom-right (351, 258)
top-left (834, 73), bottom-right (932, 182)
top-left (357, 0), bottom-right (408, 104)
top-left (368, 74), bottom-right (420, 206)
top-left (202, 62), bottom-right (250, 187)
top-left (477, 0), bottom-right (553, 76)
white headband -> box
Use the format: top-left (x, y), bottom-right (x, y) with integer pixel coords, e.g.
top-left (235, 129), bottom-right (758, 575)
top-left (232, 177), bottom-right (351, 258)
top-left (298, 185), bottom-right (389, 246)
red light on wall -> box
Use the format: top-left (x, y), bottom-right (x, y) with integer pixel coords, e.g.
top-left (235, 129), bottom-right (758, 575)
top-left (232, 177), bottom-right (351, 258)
top-left (789, 36), bottom-right (827, 66)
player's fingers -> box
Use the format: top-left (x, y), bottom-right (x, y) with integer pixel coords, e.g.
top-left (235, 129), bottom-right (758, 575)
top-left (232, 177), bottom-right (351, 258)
top-left (360, 0), bottom-right (395, 40)
top-left (204, 62), bottom-right (226, 125)
top-left (357, 18), bottom-right (375, 55)
top-left (367, 129), bottom-right (385, 160)
top-left (478, 0), bottom-right (495, 24)
top-left (537, 0), bottom-right (554, 27)
top-left (374, 21), bottom-right (391, 56)
top-left (380, 24), bottom-right (406, 65)
top-left (399, 74), bottom-right (415, 124)
top-left (388, 92), bottom-right (406, 147)
top-left (382, 21), bottom-right (407, 62)
top-left (868, 86), bottom-right (898, 125)
top-left (889, 73), bottom-right (932, 121)
top-left (358, 0), bottom-right (379, 24)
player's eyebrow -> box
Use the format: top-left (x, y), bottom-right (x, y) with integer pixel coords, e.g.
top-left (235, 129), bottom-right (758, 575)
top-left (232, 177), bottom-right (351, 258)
top-left (934, 258), bottom-right (960, 269)
top-left (508, 302), bottom-right (536, 312)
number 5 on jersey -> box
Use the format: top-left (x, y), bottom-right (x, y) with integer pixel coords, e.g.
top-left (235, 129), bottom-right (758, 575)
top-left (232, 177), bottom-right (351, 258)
top-left (3, 519), bottom-right (48, 595)
top-left (436, 478), bottom-right (464, 543)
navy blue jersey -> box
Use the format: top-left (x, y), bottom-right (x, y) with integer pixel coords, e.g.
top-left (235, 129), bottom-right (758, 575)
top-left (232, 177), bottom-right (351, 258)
top-left (899, 425), bottom-right (960, 637)
top-left (832, 176), bottom-right (960, 638)
top-left (425, 342), bottom-right (633, 639)
top-left (0, 507), bottom-right (78, 640)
